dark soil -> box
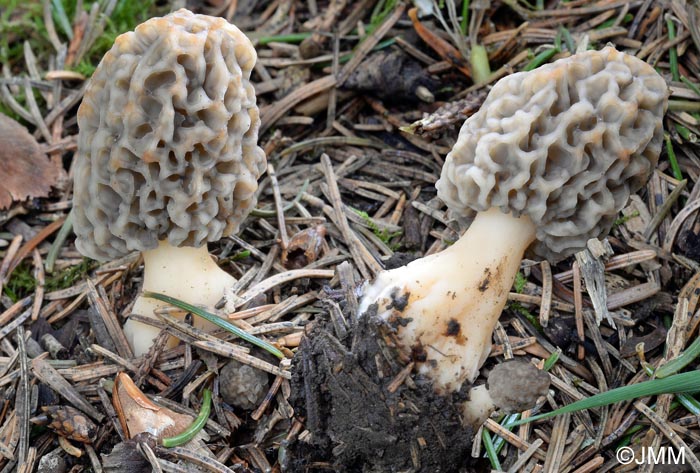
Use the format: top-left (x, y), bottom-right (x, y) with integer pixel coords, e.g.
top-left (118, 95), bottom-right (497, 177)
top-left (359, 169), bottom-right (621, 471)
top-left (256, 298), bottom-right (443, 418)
top-left (287, 294), bottom-right (480, 473)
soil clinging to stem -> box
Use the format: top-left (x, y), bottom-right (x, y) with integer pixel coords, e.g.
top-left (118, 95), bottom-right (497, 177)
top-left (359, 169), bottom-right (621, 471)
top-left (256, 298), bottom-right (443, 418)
top-left (288, 286), bottom-right (480, 472)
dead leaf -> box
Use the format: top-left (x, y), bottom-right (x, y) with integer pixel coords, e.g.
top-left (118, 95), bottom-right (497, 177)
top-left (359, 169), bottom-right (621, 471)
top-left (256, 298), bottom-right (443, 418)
top-left (0, 113), bottom-right (59, 209)
top-left (113, 372), bottom-right (193, 440)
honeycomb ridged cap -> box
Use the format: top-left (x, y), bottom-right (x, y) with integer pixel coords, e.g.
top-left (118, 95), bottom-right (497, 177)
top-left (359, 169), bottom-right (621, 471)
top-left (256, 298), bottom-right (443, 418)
top-left (436, 47), bottom-right (668, 261)
top-left (73, 9), bottom-right (266, 261)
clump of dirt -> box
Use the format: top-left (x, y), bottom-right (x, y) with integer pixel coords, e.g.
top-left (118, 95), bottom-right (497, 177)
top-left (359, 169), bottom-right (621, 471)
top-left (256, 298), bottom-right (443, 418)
top-left (287, 296), bottom-right (478, 472)
top-left (343, 49), bottom-right (438, 102)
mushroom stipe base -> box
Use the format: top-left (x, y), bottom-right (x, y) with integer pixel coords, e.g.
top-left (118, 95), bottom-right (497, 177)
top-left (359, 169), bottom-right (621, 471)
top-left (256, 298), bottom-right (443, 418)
top-left (287, 295), bottom-right (483, 473)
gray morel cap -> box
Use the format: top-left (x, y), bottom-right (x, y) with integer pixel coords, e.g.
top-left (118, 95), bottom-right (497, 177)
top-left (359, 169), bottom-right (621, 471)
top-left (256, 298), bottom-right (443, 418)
top-left (436, 47), bottom-right (668, 262)
top-left (73, 9), bottom-right (266, 261)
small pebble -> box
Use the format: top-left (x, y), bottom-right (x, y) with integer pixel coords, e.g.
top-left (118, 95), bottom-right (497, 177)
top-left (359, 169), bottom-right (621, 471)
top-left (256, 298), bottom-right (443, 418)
top-left (219, 359), bottom-right (269, 410)
top-left (37, 448), bottom-right (67, 473)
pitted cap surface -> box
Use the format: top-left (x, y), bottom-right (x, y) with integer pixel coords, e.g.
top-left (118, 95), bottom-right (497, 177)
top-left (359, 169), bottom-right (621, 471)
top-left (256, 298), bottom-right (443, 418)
top-left (436, 47), bottom-right (667, 261)
top-left (73, 9), bottom-right (266, 260)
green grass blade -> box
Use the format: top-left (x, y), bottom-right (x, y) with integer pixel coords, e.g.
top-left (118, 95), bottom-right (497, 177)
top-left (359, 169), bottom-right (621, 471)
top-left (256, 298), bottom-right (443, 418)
top-left (510, 370), bottom-right (700, 426)
top-left (667, 17), bottom-right (680, 82)
top-left (144, 292), bottom-right (285, 359)
top-left (543, 349), bottom-right (561, 371)
top-left (161, 388), bottom-right (211, 447)
top-left (664, 133), bottom-right (684, 180)
top-left (255, 32), bottom-right (311, 46)
top-left (51, 0), bottom-right (73, 40)
top-left (46, 211), bottom-right (73, 274)
top-left (655, 336), bottom-right (700, 378)
top-left (524, 47), bottom-right (559, 71)
top-left (482, 428), bottom-right (501, 470)
top-left (492, 414), bottom-right (520, 455)
top-left (460, 0), bottom-right (470, 36)
top-left (676, 393), bottom-right (700, 415)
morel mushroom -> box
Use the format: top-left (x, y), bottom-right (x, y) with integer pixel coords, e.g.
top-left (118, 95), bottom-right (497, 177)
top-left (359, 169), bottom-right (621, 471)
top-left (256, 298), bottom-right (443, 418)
top-left (72, 9), bottom-right (266, 355)
top-left (359, 47), bottom-right (667, 404)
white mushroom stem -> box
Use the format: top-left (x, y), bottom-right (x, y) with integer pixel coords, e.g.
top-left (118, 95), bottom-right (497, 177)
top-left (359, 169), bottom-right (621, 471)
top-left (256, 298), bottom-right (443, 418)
top-left (358, 207), bottom-right (536, 394)
top-left (124, 241), bottom-right (236, 356)
top-left (462, 385), bottom-right (496, 428)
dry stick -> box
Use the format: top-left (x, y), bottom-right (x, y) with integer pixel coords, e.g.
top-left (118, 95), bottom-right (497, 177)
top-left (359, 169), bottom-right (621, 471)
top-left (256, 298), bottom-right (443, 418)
top-left (508, 293), bottom-right (574, 312)
top-left (629, 0), bottom-right (654, 38)
top-left (0, 235), bottom-right (22, 293)
top-left (663, 197), bottom-right (700, 252)
top-left (15, 329), bottom-right (29, 467)
top-left (44, 85), bottom-right (85, 128)
top-left (507, 439), bottom-right (544, 473)
top-left (235, 268), bottom-right (334, 309)
top-left (635, 401), bottom-right (700, 471)
top-left (682, 272), bottom-right (700, 336)
top-left (494, 323), bottom-right (513, 359)
top-left (641, 299), bottom-right (691, 473)
top-left (197, 338), bottom-right (291, 380)
top-left (0, 297), bottom-right (32, 327)
top-left (16, 447), bottom-right (36, 473)
top-left (572, 261), bottom-right (585, 361)
top-left (96, 380), bottom-right (126, 441)
top-left (154, 310), bottom-right (249, 355)
top-left (554, 250), bottom-right (657, 283)
top-left (606, 281), bottom-right (661, 310)
top-left (23, 77), bottom-right (51, 143)
top-left (484, 419), bottom-right (546, 461)
top-left (247, 292), bottom-right (318, 325)
top-left (559, 424), bottom-right (588, 470)
top-left (267, 163), bottom-right (288, 251)
top-left (542, 412), bottom-right (571, 473)
top-left (134, 330), bottom-right (170, 387)
top-left (489, 336), bottom-right (537, 357)
top-left (30, 250), bottom-right (44, 321)
top-left (89, 344), bottom-right (138, 373)
top-left (260, 75), bottom-right (336, 134)
top-left (41, 0), bottom-right (62, 52)
top-left (5, 217), bottom-right (65, 278)
top-left (59, 363), bottom-right (121, 383)
top-left (587, 358), bottom-right (609, 449)
top-left (86, 279), bottom-right (133, 359)
top-left (320, 154), bottom-right (379, 279)
top-left (31, 358), bottom-right (104, 422)
top-left (0, 83), bottom-right (34, 124)
top-left (539, 260), bottom-right (553, 328)
top-left (326, 33), bottom-right (339, 131)
top-left (570, 456), bottom-right (604, 473)
top-left (582, 310), bottom-right (613, 377)
top-left (140, 442), bottom-right (163, 473)
top-left (0, 308), bottom-right (32, 343)
top-left (251, 375), bottom-right (283, 421)
top-left (644, 179), bottom-right (687, 241)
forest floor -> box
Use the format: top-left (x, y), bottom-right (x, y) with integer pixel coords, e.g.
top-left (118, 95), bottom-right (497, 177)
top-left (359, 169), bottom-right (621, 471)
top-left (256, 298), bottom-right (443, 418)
top-left (1, 0), bottom-right (700, 472)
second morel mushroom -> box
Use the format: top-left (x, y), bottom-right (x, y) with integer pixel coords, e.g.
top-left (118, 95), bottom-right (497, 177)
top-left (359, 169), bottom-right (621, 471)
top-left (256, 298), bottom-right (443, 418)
top-left (359, 46), bottom-right (668, 409)
top-left (72, 9), bottom-right (266, 355)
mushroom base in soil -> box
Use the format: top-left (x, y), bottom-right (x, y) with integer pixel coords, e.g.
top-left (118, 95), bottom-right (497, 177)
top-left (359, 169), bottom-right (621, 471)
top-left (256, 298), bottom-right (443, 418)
top-left (358, 207), bottom-right (536, 394)
top-left (287, 47), bottom-right (667, 472)
top-left (124, 241), bottom-right (236, 355)
top-left (287, 283), bottom-right (483, 473)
